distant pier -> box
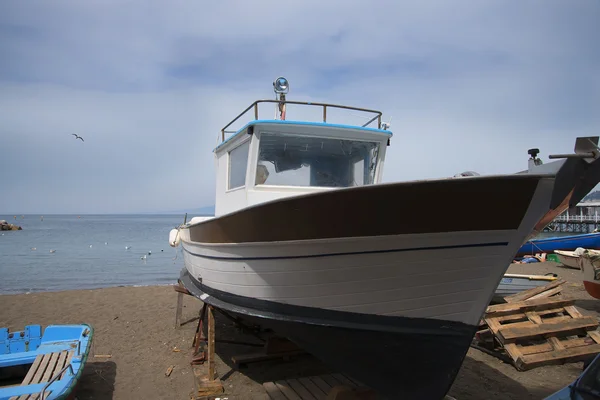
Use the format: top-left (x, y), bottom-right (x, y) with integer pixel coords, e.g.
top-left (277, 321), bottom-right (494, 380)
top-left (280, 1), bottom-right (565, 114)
top-left (547, 201), bottom-right (600, 233)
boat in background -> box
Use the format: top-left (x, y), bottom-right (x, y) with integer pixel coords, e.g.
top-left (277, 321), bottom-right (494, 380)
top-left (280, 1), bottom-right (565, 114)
top-left (516, 232), bottom-right (600, 257)
top-left (170, 77), bottom-right (600, 399)
top-left (577, 250), bottom-right (600, 299)
top-left (0, 324), bottom-right (93, 400)
top-left (494, 273), bottom-right (558, 301)
top-left (554, 248), bottom-right (586, 269)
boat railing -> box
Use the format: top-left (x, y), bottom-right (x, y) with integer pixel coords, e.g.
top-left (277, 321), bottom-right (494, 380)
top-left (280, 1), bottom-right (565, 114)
top-left (220, 99), bottom-right (383, 143)
top-left (41, 363), bottom-right (74, 400)
top-left (554, 214), bottom-right (600, 223)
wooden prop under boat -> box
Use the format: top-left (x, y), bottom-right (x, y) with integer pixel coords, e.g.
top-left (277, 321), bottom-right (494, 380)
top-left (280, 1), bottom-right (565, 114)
top-left (170, 77), bottom-right (600, 399)
top-left (0, 324), bottom-right (93, 400)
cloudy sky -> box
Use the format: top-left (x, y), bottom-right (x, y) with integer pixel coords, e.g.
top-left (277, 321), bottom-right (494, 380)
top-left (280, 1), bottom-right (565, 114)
top-left (1, 1), bottom-right (599, 214)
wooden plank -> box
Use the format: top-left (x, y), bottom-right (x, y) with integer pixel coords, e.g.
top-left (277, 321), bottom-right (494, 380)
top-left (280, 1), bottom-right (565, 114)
top-left (263, 382), bottom-right (288, 400)
top-left (298, 377), bottom-right (327, 400)
top-left (548, 337), bottom-right (566, 351)
top-left (21, 354), bottom-right (44, 385)
top-left (588, 330), bottom-right (600, 344)
top-left (309, 376), bottom-right (332, 394)
top-left (504, 343), bottom-right (523, 363)
top-left (55, 351), bottom-right (68, 372)
top-left (29, 353), bottom-right (51, 384)
top-left (286, 379), bottom-right (317, 400)
top-left (175, 291), bottom-right (184, 328)
top-left (517, 343), bottom-right (600, 370)
top-left (60, 352), bottom-right (74, 379)
top-left (564, 305), bottom-right (584, 318)
top-left (486, 298), bottom-right (574, 317)
top-left (207, 305), bottom-right (216, 381)
top-left (518, 336), bottom-right (597, 355)
top-left (525, 311), bottom-right (543, 324)
top-left (330, 373), bottom-right (357, 388)
top-left (495, 307), bottom-right (567, 323)
top-left (275, 380), bottom-right (303, 400)
top-left (320, 375), bottom-right (344, 389)
top-left (503, 279), bottom-right (565, 303)
top-left (491, 316), bottom-right (573, 331)
top-left (40, 352), bottom-right (60, 383)
top-left (528, 286), bottom-right (563, 300)
top-left (498, 317), bottom-right (599, 344)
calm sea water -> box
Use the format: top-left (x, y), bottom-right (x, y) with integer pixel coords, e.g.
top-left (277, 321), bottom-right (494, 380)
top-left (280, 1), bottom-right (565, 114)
top-left (0, 214), bottom-right (187, 294)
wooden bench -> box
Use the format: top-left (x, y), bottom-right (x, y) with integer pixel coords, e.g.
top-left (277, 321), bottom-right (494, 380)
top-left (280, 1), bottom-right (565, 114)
top-left (10, 350), bottom-right (74, 400)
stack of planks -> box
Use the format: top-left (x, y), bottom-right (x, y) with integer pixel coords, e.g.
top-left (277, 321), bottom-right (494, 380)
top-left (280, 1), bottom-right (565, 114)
top-left (476, 279), bottom-right (600, 370)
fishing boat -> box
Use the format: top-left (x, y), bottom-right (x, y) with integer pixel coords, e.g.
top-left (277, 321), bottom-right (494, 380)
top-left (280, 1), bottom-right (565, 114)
top-left (170, 77), bottom-right (600, 399)
top-left (494, 273), bottom-right (558, 301)
top-left (0, 324), bottom-right (93, 400)
top-left (516, 232), bottom-right (600, 257)
top-left (577, 250), bottom-right (600, 299)
top-left (554, 248), bottom-right (585, 269)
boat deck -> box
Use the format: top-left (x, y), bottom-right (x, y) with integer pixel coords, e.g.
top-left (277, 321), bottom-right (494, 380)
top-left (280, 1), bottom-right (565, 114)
top-left (8, 350), bottom-right (74, 400)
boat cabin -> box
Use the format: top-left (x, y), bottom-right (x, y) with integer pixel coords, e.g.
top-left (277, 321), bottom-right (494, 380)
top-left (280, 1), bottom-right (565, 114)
top-left (213, 78), bottom-right (393, 216)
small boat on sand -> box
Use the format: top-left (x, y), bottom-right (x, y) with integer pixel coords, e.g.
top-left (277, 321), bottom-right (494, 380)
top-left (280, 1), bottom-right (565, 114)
top-left (0, 324), bottom-right (93, 400)
top-left (170, 77), bottom-right (600, 399)
top-left (554, 248), bottom-right (586, 269)
top-left (577, 250), bottom-right (600, 299)
top-left (494, 273), bottom-right (558, 301)
top-left (516, 232), bottom-right (600, 257)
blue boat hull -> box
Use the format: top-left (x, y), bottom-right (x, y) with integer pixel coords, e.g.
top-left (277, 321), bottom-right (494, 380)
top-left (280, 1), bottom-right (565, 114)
top-left (516, 232), bottom-right (600, 256)
top-left (0, 324), bottom-right (93, 400)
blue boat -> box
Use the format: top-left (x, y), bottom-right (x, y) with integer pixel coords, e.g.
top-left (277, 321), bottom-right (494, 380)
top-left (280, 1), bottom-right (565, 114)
top-left (516, 232), bottom-right (600, 256)
top-left (545, 352), bottom-right (600, 399)
top-left (0, 324), bottom-right (93, 400)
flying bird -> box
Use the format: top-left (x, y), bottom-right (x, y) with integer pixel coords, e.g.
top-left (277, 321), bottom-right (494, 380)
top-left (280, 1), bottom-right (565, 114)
top-left (72, 134), bottom-right (84, 142)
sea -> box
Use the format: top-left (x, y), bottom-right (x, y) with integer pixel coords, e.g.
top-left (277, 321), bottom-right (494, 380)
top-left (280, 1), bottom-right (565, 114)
top-left (0, 214), bottom-right (188, 295)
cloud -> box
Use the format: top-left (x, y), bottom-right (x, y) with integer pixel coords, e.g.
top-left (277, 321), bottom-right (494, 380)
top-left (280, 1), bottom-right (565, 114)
top-left (0, 0), bottom-right (598, 213)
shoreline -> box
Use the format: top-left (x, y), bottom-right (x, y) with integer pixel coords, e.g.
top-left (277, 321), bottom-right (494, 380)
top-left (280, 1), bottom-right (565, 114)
top-left (0, 282), bottom-right (178, 296)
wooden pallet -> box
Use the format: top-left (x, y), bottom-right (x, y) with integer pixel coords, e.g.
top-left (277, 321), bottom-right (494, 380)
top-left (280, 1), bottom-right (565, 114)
top-left (483, 297), bottom-right (600, 370)
top-left (263, 374), bottom-right (458, 400)
top-left (263, 373), bottom-right (373, 400)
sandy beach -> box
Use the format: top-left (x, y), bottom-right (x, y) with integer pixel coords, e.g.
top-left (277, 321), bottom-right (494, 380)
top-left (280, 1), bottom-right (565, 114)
top-left (1, 261), bottom-right (599, 399)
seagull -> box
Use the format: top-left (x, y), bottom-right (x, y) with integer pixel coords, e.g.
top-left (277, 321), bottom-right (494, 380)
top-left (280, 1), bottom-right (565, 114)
top-left (72, 134), bottom-right (84, 142)
top-left (125, 246), bottom-right (131, 250)
top-left (50, 249), bottom-right (56, 253)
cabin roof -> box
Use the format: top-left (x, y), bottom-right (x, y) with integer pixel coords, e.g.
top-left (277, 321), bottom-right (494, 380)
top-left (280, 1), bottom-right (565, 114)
top-left (214, 119), bottom-right (393, 153)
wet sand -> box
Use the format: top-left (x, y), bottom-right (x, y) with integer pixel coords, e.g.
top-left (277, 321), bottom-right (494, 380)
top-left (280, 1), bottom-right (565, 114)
top-left (0, 261), bottom-right (597, 399)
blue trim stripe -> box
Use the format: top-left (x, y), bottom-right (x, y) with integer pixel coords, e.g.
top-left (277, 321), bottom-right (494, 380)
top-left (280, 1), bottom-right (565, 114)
top-left (183, 241), bottom-right (509, 261)
top-left (215, 119), bottom-right (393, 152)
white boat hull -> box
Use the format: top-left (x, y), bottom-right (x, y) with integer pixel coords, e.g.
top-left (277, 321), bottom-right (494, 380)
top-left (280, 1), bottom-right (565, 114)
top-left (555, 250), bottom-right (582, 269)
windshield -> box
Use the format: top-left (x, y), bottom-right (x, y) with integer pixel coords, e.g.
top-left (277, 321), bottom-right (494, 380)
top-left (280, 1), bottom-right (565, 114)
top-left (255, 132), bottom-right (380, 188)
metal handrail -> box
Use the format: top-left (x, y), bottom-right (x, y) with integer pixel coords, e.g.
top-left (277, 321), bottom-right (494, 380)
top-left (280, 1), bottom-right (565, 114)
top-left (40, 363), bottom-right (74, 400)
top-left (220, 99), bottom-right (383, 142)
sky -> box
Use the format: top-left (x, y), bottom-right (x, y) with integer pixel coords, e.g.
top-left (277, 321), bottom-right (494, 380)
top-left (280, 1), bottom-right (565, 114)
top-left (0, 1), bottom-right (599, 214)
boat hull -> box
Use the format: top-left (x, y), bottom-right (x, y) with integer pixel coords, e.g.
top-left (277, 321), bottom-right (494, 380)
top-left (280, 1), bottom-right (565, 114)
top-left (181, 269), bottom-right (475, 400)
top-left (516, 232), bottom-right (600, 257)
top-left (554, 250), bottom-right (582, 269)
top-left (494, 274), bottom-right (557, 300)
top-left (579, 251), bottom-right (600, 299)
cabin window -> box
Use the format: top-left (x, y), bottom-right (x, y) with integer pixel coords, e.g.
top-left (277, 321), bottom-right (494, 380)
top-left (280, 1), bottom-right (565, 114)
top-left (255, 132), bottom-right (379, 188)
top-left (228, 140), bottom-right (250, 189)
